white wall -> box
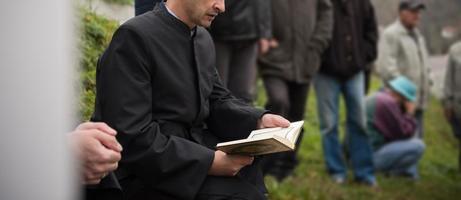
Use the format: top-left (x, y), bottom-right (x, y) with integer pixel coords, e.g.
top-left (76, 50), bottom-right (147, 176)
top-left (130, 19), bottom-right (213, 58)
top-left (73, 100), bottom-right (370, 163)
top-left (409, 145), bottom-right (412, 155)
top-left (0, 1), bottom-right (78, 200)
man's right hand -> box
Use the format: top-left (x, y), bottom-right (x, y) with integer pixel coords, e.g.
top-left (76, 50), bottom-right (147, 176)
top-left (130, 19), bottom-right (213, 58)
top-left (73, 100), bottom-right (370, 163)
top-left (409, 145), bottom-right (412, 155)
top-left (208, 150), bottom-right (254, 176)
top-left (70, 122), bottom-right (122, 185)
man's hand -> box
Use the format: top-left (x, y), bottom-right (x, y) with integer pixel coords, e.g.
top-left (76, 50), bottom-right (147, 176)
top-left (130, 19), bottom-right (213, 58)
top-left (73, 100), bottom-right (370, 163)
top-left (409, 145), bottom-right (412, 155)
top-left (70, 122), bottom-right (122, 185)
top-left (208, 150), bottom-right (254, 176)
top-left (257, 114), bottom-right (290, 129)
top-left (404, 101), bottom-right (416, 115)
top-left (269, 38), bottom-right (279, 48)
top-left (258, 38), bottom-right (271, 55)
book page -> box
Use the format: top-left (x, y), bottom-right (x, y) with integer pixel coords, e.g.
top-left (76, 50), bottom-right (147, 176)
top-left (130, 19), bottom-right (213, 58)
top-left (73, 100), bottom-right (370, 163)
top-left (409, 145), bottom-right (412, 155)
top-left (248, 121), bottom-right (304, 142)
top-left (217, 138), bottom-right (291, 156)
top-left (248, 127), bottom-right (283, 139)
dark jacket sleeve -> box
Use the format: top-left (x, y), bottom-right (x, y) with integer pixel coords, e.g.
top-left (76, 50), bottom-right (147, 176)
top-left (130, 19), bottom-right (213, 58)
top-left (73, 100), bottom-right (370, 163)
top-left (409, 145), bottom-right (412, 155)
top-left (308, 0), bottom-right (333, 53)
top-left (255, 0), bottom-right (272, 39)
top-left (207, 68), bottom-right (266, 141)
top-left (362, 0), bottom-right (379, 63)
top-left (94, 26), bottom-right (214, 200)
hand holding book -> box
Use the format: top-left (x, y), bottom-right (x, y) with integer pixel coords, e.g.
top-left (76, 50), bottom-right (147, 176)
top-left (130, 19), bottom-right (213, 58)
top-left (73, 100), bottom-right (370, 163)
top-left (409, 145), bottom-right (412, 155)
top-left (216, 121), bottom-right (305, 156)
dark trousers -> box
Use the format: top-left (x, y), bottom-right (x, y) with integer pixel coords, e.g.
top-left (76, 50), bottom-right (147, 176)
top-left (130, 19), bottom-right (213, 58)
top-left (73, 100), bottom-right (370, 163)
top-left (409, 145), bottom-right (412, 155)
top-left (214, 40), bottom-right (258, 104)
top-left (119, 158), bottom-right (266, 200)
top-left (120, 174), bottom-right (266, 200)
top-left (260, 76), bottom-right (310, 181)
top-left (449, 113), bottom-right (461, 171)
top-left (364, 66), bottom-right (372, 95)
top-left (415, 109), bottom-right (425, 138)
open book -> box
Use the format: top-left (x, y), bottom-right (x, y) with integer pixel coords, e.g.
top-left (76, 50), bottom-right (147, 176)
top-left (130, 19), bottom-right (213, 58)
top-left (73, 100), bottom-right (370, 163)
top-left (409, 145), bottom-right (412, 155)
top-left (216, 121), bottom-right (304, 156)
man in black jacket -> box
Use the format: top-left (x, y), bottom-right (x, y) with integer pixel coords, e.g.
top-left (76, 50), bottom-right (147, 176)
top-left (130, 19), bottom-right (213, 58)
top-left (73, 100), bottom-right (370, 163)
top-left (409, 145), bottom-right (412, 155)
top-left (208, 0), bottom-right (272, 104)
top-left (92, 0), bottom-right (289, 199)
top-left (314, 0), bottom-right (379, 186)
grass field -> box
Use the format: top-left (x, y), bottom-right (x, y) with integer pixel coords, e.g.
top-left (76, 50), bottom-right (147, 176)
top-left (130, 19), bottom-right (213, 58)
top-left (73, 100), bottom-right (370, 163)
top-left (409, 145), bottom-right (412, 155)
top-left (254, 76), bottom-right (461, 200)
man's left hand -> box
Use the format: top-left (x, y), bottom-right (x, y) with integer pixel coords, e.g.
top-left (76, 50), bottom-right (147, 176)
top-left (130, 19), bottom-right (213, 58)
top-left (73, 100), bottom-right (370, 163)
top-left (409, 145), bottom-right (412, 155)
top-left (258, 39), bottom-right (271, 55)
top-left (257, 114), bottom-right (290, 129)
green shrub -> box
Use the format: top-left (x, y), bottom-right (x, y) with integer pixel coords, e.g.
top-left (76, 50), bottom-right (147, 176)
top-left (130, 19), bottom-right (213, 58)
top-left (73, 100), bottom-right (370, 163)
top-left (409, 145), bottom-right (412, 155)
top-left (78, 7), bottom-right (118, 120)
top-left (102, 0), bottom-right (133, 6)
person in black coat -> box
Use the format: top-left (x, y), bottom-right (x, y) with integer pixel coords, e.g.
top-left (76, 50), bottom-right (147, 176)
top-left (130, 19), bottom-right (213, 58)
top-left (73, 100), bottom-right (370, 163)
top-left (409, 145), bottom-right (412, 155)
top-left (134, 0), bottom-right (161, 16)
top-left (92, 0), bottom-right (290, 199)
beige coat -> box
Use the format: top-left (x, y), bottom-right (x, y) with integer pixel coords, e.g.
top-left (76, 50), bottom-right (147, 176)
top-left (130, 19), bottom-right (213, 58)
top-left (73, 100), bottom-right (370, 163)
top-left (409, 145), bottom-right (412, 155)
top-left (443, 42), bottom-right (461, 117)
top-left (377, 20), bottom-right (431, 110)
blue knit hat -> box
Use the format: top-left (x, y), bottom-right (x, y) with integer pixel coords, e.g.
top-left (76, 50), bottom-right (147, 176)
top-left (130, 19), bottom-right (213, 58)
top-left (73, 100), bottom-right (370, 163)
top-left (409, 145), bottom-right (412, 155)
top-left (389, 76), bottom-right (417, 102)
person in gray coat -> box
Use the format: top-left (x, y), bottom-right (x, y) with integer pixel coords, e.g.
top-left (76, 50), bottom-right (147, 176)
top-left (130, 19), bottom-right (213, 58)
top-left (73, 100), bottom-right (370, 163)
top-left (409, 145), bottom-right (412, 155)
top-left (258, 0), bottom-right (333, 181)
top-left (442, 41), bottom-right (461, 172)
top-left (209, 0), bottom-right (272, 104)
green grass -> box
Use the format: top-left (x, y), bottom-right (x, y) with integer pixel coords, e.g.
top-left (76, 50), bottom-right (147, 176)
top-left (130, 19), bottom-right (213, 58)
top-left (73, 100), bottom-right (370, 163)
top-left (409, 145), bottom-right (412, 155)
top-left (102, 0), bottom-right (133, 6)
top-left (255, 76), bottom-right (461, 200)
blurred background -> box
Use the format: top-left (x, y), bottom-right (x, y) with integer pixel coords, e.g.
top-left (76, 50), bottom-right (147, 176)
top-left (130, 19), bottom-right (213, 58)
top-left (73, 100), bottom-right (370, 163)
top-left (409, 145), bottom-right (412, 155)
top-left (1, 0), bottom-right (460, 199)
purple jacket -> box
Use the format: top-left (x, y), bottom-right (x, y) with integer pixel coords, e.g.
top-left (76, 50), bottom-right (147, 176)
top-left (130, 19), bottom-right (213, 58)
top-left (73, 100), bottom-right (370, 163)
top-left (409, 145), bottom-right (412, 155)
top-left (366, 90), bottom-right (417, 149)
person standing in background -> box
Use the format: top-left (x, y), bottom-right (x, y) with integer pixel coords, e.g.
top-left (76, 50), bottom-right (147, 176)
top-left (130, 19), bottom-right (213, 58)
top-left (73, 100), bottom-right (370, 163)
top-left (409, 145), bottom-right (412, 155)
top-left (376, 0), bottom-right (430, 139)
top-left (442, 41), bottom-right (461, 172)
top-left (314, 0), bottom-right (379, 186)
top-left (135, 0), bottom-right (162, 16)
top-left (208, 0), bottom-right (272, 104)
top-left (258, 0), bottom-right (333, 181)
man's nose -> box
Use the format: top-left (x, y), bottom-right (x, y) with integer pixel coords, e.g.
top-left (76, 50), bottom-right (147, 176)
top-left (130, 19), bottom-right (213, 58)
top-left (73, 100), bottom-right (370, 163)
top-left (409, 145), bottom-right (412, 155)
top-left (215, 0), bottom-right (225, 13)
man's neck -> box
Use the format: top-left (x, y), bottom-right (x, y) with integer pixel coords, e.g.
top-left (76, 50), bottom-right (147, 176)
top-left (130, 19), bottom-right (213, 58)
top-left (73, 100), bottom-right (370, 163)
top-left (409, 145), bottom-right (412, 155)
top-left (165, 1), bottom-right (196, 29)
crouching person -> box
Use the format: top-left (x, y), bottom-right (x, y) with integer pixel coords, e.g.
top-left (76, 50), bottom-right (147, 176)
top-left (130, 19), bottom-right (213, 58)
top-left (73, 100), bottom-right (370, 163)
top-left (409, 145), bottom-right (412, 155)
top-left (366, 76), bottom-right (425, 179)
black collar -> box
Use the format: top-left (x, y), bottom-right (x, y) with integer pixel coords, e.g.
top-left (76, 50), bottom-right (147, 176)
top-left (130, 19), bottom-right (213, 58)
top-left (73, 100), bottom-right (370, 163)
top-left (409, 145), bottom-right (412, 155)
top-left (154, 2), bottom-right (197, 38)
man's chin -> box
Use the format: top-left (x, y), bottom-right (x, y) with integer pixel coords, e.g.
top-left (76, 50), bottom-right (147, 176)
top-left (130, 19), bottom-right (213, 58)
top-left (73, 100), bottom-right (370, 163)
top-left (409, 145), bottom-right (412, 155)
top-left (199, 20), bottom-right (213, 28)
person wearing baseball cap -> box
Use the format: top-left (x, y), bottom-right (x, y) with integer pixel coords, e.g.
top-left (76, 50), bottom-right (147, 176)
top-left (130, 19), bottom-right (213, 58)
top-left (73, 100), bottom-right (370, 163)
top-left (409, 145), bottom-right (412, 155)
top-left (366, 76), bottom-right (425, 180)
top-left (377, 0), bottom-right (431, 139)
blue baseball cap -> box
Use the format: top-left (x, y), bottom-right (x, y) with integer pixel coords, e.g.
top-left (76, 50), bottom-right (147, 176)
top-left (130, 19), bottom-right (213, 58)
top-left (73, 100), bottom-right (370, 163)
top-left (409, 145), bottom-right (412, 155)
top-left (388, 76), bottom-right (417, 102)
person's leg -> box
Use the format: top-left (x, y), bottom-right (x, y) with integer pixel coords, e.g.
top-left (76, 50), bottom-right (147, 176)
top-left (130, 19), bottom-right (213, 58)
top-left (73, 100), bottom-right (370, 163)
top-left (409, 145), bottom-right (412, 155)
top-left (373, 138), bottom-right (425, 179)
top-left (262, 76), bottom-right (290, 117)
top-left (450, 113), bottom-right (461, 172)
top-left (260, 76), bottom-right (290, 179)
top-left (214, 41), bottom-right (233, 88)
top-left (414, 109), bottom-right (425, 139)
top-left (196, 176), bottom-right (266, 200)
top-left (227, 40), bottom-right (259, 104)
top-left (314, 73), bottom-right (345, 180)
top-left (265, 82), bottom-right (310, 181)
top-left (342, 71), bottom-right (376, 185)
top-left (364, 66), bottom-right (372, 95)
